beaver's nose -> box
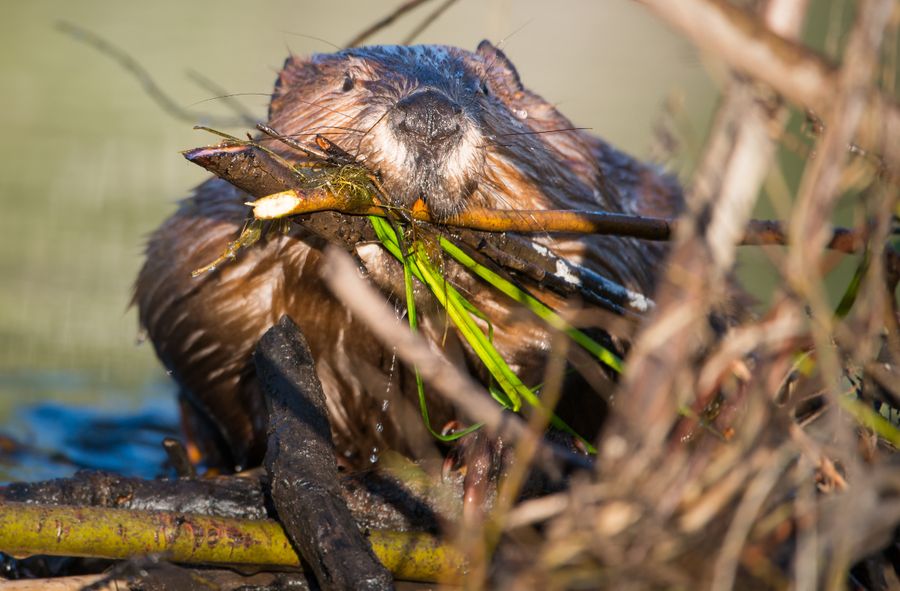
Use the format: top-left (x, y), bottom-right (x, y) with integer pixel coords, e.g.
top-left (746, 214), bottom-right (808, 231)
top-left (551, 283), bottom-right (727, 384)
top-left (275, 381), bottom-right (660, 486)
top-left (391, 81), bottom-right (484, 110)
top-left (394, 89), bottom-right (463, 145)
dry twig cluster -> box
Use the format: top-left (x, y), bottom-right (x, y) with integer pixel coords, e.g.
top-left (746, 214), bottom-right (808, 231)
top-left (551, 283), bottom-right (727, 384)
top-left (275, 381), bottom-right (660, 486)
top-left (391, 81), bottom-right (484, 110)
top-left (437, 0), bottom-right (900, 588)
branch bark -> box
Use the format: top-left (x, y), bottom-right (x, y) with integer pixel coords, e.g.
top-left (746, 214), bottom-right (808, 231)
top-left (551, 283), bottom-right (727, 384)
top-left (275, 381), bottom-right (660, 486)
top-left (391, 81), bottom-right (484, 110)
top-left (0, 501), bottom-right (464, 583)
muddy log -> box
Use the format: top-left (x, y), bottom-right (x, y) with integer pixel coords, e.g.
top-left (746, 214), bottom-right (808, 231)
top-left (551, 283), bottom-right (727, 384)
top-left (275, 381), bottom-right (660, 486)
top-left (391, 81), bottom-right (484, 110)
top-left (0, 463), bottom-right (467, 535)
top-left (255, 316), bottom-right (396, 590)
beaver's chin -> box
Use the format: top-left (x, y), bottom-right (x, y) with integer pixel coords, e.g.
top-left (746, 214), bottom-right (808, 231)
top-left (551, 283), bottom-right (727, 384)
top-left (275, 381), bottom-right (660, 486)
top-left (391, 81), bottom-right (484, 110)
top-left (376, 168), bottom-right (476, 221)
top-left (371, 134), bottom-right (484, 221)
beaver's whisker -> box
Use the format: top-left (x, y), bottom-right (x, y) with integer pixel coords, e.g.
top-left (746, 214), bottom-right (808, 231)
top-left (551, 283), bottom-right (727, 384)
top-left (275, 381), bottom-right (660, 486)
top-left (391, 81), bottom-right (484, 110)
top-left (494, 127), bottom-right (589, 138)
top-left (255, 126), bottom-right (368, 143)
top-left (281, 125), bottom-right (369, 136)
top-left (350, 107), bottom-right (393, 160)
top-left (279, 95), bottom-right (364, 122)
top-left (186, 92), bottom-right (273, 109)
top-left (477, 142), bottom-right (518, 149)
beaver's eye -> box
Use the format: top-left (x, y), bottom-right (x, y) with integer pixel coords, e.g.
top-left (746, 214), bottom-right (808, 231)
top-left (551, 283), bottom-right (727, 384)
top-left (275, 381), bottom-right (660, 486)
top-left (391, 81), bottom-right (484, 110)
top-left (341, 74), bottom-right (355, 92)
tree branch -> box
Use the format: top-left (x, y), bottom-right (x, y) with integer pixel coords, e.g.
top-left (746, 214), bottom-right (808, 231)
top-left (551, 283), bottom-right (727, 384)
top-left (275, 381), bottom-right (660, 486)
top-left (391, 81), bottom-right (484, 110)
top-left (636, 0), bottom-right (900, 171)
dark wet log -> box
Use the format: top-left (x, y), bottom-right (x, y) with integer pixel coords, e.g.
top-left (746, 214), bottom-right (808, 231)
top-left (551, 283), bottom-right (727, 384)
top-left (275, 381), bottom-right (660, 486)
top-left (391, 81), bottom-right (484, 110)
top-left (0, 470), bottom-right (267, 520)
top-left (0, 467), bottom-right (464, 534)
top-left (255, 315), bottom-right (396, 591)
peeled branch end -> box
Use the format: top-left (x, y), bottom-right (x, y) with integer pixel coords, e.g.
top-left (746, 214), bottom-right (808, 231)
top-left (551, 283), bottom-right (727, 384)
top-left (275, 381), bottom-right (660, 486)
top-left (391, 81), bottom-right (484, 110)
top-left (250, 190), bottom-right (304, 220)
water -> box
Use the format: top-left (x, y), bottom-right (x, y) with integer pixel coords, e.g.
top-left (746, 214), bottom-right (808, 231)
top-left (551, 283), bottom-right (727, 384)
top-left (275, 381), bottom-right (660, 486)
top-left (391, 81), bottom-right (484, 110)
top-left (0, 373), bottom-right (178, 483)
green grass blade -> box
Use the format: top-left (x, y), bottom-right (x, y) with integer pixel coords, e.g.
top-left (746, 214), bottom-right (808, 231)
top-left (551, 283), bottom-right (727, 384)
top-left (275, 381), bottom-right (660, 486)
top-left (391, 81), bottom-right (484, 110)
top-left (439, 237), bottom-right (623, 373)
top-left (834, 250), bottom-right (869, 319)
top-left (412, 244), bottom-right (597, 452)
top-left (370, 217), bottom-right (596, 452)
top-left (372, 216), bottom-right (483, 442)
top-left (839, 395), bottom-right (900, 447)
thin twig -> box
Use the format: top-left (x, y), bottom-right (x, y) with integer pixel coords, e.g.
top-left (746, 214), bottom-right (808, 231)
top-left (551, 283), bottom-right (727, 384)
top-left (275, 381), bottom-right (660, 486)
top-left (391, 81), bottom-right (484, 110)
top-left (401, 0), bottom-right (459, 45)
top-left (636, 0), bottom-right (900, 171)
top-left (345, 0), bottom-right (437, 48)
top-left (0, 575), bottom-right (114, 591)
top-left (787, 0), bottom-right (895, 277)
top-left (56, 21), bottom-right (254, 128)
top-left (185, 69), bottom-right (259, 125)
top-left (250, 187), bottom-right (877, 254)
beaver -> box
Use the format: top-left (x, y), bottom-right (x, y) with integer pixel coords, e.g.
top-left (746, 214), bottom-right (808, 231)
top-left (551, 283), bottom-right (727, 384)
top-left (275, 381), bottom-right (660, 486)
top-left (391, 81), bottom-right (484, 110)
top-left (135, 42), bottom-right (682, 472)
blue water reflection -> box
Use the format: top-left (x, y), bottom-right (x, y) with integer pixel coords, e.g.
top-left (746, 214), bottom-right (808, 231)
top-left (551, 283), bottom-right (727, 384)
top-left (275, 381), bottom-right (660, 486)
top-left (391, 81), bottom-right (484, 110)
top-left (0, 379), bottom-right (178, 484)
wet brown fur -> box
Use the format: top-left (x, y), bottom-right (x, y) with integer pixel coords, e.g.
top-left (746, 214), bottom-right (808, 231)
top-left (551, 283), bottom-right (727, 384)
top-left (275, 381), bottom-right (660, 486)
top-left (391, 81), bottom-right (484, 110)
top-left (135, 43), bottom-right (683, 471)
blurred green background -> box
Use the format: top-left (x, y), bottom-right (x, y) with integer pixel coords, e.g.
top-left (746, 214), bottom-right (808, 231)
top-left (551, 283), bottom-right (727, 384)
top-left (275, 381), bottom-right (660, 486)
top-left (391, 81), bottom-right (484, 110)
top-left (1, 0), bottom-right (873, 422)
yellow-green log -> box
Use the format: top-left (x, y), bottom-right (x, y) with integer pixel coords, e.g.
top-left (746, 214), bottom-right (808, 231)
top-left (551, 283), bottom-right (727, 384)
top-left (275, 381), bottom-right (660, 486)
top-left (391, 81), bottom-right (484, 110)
top-left (0, 501), bottom-right (464, 583)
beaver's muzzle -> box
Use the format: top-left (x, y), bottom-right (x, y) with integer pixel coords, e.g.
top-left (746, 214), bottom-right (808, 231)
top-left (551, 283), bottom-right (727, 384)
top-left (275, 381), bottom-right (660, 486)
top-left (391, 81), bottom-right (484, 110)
top-left (393, 89), bottom-right (464, 148)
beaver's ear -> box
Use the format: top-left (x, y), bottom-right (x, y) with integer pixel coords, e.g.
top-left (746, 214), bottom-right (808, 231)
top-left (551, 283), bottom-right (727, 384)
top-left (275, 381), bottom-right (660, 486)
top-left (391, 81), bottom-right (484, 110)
top-left (476, 40), bottom-right (523, 94)
top-left (269, 54), bottom-right (320, 119)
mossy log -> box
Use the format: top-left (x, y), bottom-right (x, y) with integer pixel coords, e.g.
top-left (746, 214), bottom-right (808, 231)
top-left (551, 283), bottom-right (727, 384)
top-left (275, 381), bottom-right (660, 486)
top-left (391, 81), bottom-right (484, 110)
top-left (0, 501), bottom-right (465, 583)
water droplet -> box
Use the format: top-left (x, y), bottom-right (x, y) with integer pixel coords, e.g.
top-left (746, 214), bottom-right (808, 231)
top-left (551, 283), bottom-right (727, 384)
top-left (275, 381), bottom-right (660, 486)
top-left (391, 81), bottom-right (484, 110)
top-left (166, 369), bottom-right (173, 376)
top-left (369, 447), bottom-right (380, 464)
top-left (381, 399), bottom-right (390, 412)
top-left (375, 422), bottom-right (384, 434)
top-left (383, 349), bottom-right (398, 397)
top-left (514, 108), bottom-right (528, 120)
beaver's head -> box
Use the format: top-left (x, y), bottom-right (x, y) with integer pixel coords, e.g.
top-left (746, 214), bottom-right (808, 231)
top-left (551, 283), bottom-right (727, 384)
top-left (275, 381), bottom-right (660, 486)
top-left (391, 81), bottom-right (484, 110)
top-left (267, 42), bottom-right (597, 221)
